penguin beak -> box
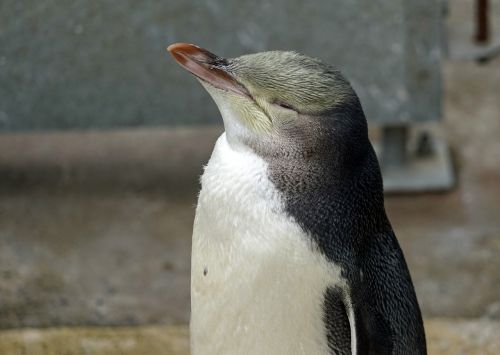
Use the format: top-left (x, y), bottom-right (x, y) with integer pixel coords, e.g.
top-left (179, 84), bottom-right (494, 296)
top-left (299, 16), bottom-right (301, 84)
top-left (167, 43), bottom-right (250, 98)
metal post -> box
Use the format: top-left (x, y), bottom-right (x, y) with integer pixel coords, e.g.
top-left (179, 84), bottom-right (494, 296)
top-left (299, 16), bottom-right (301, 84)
top-left (475, 0), bottom-right (490, 44)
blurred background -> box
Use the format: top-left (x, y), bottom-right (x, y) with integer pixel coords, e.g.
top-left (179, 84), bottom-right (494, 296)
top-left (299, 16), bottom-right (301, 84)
top-left (0, 0), bottom-right (499, 354)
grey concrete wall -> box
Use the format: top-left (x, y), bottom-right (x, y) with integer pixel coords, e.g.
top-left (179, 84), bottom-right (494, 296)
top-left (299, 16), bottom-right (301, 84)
top-left (0, 0), bottom-right (442, 131)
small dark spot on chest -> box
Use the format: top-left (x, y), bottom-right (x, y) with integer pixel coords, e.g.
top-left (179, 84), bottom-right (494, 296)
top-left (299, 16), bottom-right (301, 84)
top-left (203, 266), bottom-right (208, 276)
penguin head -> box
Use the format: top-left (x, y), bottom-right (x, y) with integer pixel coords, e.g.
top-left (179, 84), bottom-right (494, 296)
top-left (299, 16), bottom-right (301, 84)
top-left (168, 43), bottom-right (368, 161)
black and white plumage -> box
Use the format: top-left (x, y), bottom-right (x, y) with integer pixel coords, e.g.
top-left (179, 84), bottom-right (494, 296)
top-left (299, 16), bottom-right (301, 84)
top-left (168, 43), bottom-right (426, 355)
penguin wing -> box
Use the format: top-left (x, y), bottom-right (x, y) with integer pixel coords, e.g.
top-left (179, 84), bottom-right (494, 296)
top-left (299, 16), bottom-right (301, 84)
top-left (342, 289), bottom-right (393, 355)
top-left (323, 285), bottom-right (392, 354)
top-left (324, 286), bottom-right (352, 354)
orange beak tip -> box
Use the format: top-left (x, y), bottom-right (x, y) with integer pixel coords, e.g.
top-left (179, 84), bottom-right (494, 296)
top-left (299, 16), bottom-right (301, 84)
top-left (166, 43), bottom-right (200, 56)
top-left (165, 43), bottom-right (250, 98)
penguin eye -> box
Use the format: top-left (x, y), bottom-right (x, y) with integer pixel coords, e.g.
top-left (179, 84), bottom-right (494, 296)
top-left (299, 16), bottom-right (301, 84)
top-left (274, 100), bottom-right (296, 112)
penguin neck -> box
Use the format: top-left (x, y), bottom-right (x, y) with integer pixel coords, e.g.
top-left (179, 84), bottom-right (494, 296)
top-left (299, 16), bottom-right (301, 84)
top-left (266, 140), bottom-right (389, 256)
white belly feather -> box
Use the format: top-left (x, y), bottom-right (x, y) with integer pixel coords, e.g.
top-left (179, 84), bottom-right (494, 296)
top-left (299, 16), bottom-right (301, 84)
top-left (191, 133), bottom-right (343, 355)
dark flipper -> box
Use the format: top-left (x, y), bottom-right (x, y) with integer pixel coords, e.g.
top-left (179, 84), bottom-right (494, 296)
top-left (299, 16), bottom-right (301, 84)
top-left (323, 287), bottom-right (351, 355)
top-left (324, 284), bottom-right (394, 355)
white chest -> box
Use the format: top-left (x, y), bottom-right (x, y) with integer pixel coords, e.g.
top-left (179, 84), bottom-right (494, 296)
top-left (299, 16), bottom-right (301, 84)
top-left (191, 134), bottom-right (343, 355)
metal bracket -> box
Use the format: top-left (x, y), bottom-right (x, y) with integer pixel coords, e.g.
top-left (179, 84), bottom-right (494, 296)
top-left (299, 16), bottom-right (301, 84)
top-left (374, 125), bottom-right (455, 193)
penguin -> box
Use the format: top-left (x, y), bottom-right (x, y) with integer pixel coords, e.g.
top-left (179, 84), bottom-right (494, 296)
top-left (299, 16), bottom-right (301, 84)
top-left (167, 43), bottom-right (426, 355)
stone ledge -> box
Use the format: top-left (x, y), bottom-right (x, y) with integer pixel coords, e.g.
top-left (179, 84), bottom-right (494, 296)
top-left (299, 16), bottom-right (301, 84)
top-left (0, 325), bottom-right (189, 355)
top-left (0, 319), bottom-right (499, 354)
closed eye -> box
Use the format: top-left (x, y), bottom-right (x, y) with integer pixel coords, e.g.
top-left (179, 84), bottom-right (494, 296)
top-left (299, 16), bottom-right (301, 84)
top-left (274, 101), bottom-right (296, 111)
